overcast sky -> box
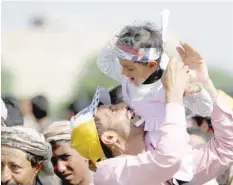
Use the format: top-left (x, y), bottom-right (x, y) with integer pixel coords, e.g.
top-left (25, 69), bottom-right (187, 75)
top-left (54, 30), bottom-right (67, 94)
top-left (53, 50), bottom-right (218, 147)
top-left (1, 1), bottom-right (233, 102)
top-left (2, 1), bottom-right (233, 69)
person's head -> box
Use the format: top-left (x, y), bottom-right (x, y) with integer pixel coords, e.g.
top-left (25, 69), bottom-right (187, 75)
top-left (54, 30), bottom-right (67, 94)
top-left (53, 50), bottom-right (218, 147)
top-left (186, 118), bottom-right (198, 129)
top-left (1, 126), bottom-right (51, 185)
top-left (44, 121), bottom-right (90, 185)
top-left (1, 146), bottom-right (44, 185)
top-left (31, 95), bottom-right (49, 121)
top-left (109, 85), bottom-right (123, 104)
top-left (71, 87), bottom-right (145, 164)
top-left (2, 96), bottom-right (24, 127)
top-left (66, 100), bottom-right (82, 120)
top-left (95, 103), bottom-right (141, 156)
top-left (185, 109), bottom-right (198, 128)
top-left (187, 127), bottom-right (211, 147)
top-left (115, 22), bottom-right (165, 85)
top-left (192, 116), bottom-right (213, 136)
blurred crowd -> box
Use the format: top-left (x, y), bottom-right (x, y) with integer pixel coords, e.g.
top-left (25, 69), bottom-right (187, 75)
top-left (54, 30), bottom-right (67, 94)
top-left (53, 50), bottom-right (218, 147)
top-left (1, 83), bottom-right (233, 185)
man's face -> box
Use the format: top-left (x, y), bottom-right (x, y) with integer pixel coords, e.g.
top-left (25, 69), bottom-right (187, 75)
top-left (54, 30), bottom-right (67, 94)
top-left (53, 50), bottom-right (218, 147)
top-left (51, 142), bottom-right (89, 185)
top-left (199, 120), bottom-right (213, 135)
top-left (96, 103), bottom-right (142, 140)
top-left (96, 103), bottom-right (145, 155)
top-left (1, 146), bottom-right (39, 185)
top-left (96, 103), bottom-right (136, 140)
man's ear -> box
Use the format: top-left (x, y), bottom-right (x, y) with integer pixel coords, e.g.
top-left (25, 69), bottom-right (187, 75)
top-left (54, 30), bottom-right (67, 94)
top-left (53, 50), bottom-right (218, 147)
top-left (34, 160), bottom-right (43, 175)
top-left (100, 130), bottom-right (118, 146)
top-left (28, 160), bottom-right (43, 185)
top-left (200, 121), bottom-right (209, 133)
top-left (100, 130), bottom-right (126, 155)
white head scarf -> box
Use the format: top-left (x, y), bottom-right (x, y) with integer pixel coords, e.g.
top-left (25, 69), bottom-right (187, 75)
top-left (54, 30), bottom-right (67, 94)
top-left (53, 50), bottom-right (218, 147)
top-left (1, 98), bottom-right (8, 120)
top-left (43, 120), bottom-right (71, 143)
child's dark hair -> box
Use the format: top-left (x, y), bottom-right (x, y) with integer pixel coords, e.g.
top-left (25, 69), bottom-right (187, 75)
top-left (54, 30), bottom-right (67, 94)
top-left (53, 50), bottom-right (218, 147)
top-left (116, 22), bottom-right (164, 64)
top-left (116, 22), bottom-right (164, 84)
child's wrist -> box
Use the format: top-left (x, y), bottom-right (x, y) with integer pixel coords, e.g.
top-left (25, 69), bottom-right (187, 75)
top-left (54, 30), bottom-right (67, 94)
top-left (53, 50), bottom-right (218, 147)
top-left (165, 91), bottom-right (183, 104)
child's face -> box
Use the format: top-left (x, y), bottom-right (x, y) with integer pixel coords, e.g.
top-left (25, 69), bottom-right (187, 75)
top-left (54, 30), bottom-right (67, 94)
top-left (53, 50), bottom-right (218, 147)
top-left (119, 58), bottom-right (157, 86)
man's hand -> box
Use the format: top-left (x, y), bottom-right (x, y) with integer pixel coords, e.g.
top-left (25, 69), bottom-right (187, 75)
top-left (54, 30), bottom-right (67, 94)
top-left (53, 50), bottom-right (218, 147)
top-left (162, 58), bottom-right (189, 103)
top-left (176, 42), bottom-right (210, 83)
top-left (176, 42), bottom-right (218, 99)
top-left (184, 83), bottom-right (202, 96)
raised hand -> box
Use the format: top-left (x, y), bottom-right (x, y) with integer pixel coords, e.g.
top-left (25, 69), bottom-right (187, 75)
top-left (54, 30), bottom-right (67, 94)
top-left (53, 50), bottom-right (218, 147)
top-left (184, 83), bottom-right (202, 95)
top-left (161, 57), bottom-right (190, 103)
top-left (176, 42), bottom-right (210, 83)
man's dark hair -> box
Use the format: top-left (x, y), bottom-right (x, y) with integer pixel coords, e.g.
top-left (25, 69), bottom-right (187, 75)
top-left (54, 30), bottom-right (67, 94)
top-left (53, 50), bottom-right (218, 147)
top-left (109, 85), bottom-right (123, 104)
top-left (67, 100), bottom-right (81, 115)
top-left (187, 127), bottom-right (211, 142)
top-left (94, 115), bottom-right (113, 160)
top-left (2, 96), bottom-right (24, 127)
top-left (192, 116), bottom-right (212, 129)
top-left (31, 95), bottom-right (49, 120)
top-left (26, 152), bottom-right (44, 167)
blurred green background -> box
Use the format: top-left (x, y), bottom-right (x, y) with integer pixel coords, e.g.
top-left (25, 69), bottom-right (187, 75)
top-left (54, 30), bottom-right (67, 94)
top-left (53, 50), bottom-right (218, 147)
top-left (2, 56), bottom-right (233, 119)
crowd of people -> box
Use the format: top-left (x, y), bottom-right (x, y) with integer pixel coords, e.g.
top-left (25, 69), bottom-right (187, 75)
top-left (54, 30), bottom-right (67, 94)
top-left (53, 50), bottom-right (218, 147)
top-left (1, 11), bottom-right (233, 185)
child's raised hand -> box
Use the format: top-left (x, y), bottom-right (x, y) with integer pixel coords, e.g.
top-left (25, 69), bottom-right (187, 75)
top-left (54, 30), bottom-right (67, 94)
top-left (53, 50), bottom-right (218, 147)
top-left (176, 42), bottom-right (210, 83)
top-left (162, 57), bottom-right (190, 103)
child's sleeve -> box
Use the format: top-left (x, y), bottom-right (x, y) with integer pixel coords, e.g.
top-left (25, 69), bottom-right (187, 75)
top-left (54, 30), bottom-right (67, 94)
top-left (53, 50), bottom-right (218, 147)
top-left (183, 86), bottom-right (213, 117)
top-left (97, 44), bottom-right (123, 83)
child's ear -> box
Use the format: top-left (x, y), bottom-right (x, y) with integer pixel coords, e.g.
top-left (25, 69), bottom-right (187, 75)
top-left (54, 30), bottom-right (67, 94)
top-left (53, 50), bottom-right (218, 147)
top-left (148, 61), bottom-right (157, 68)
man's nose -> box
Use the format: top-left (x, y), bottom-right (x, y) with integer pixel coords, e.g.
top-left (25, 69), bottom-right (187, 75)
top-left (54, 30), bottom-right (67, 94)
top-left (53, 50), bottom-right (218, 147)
top-left (57, 160), bottom-right (67, 174)
top-left (1, 166), bottom-right (12, 184)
